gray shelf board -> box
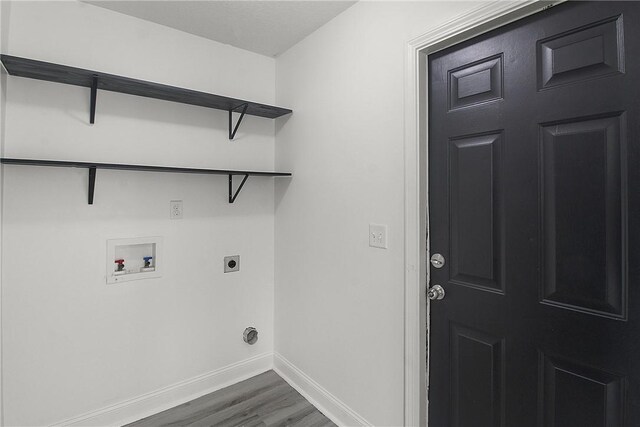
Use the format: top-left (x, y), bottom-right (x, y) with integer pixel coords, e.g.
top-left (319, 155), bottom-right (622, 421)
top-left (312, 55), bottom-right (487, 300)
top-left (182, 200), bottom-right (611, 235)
top-left (0, 158), bottom-right (292, 177)
top-left (0, 54), bottom-right (292, 119)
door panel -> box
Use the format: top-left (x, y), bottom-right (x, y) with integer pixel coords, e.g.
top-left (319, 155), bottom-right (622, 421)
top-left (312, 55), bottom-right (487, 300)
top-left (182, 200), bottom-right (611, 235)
top-left (449, 55), bottom-right (504, 110)
top-left (450, 324), bottom-right (505, 427)
top-left (428, 2), bottom-right (640, 426)
top-left (449, 132), bottom-right (503, 292)
top-left (537, 16), bottom-right (624, 89)
top-left (540, 114), bottom-right (626, 318)
top-left (539, 353), bottom-right (625, 427)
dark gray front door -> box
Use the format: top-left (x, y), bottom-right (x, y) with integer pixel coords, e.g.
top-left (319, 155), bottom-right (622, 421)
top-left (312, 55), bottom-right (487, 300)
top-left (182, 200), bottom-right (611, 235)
top-left (428, 2), bottom-right (640, 426)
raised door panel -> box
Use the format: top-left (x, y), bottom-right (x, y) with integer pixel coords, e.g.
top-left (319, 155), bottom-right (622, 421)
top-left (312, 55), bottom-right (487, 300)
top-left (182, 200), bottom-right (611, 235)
top-left (449, 55), bottom-right (504, 111)
top-left (449, 132), bottom-right (504, 293)
top-left (451, 324), bottom-right (505, 427)
top-left (539, 114), bottom-right (627, 318)
top-left (537, 16), bottom-right (624, 89)
top-left (538, 353), bottom-right (625, 427)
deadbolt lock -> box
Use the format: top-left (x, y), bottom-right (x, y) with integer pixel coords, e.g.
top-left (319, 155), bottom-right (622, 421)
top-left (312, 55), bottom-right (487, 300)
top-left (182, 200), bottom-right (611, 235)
top-left (430, 253), bottom-right (445, 268)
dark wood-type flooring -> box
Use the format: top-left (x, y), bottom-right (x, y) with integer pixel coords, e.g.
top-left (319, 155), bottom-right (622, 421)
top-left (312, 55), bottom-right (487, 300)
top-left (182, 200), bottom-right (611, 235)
top-left (125, 370), bottom-right (336, 427)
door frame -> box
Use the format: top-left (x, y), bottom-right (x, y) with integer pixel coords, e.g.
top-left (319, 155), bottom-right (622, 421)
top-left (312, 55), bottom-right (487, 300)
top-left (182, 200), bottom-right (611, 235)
top-left (402, 1), bottom-right (563, 425)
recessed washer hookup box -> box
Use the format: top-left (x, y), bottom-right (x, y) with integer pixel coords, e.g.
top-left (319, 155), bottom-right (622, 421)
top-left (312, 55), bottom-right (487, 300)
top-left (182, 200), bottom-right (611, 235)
top-left (106, 236), bottom-right (163, 284)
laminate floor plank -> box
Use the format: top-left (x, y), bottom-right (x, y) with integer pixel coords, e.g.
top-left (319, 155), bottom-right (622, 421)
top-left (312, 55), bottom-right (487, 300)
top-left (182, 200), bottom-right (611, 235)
top-left (128, 373), bottom-right (285, 427)
top-left (124, 370), bottom-right (335, 427)
top-left (246, 391), bottom-right (314, 427)
top-left (191, 387), bottom-right (305, 427)
top-left (261, 398), bottom-right (316, 426)
top-left (288, 410), bottom-right (336, 427)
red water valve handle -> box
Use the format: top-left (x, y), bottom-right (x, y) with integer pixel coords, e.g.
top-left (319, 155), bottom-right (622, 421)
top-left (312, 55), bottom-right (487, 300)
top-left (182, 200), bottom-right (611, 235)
top-left (114, 259), bottom-right (124, 264)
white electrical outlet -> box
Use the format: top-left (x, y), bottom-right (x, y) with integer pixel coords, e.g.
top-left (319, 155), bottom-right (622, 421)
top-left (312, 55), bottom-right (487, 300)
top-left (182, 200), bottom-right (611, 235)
top-left (170, 200), bottom-right (183, 219)
top-left (369, 224), bottom-right (388, 249)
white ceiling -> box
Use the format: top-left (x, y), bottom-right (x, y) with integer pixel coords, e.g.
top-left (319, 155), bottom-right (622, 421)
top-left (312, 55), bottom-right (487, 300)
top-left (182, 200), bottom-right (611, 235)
top-left (86, 0), bottom-right (358, 57)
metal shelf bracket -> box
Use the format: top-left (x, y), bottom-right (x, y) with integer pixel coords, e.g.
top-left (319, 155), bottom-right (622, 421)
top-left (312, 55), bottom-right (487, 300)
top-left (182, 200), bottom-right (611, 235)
top-left (229, 174), bottom-right (249, 203)
top-left (88, 167), bottom-right (96, 204)
top-left (228, 103), bottom-right (249, 140)
top-left (90, 75), bottom-right (98, 124)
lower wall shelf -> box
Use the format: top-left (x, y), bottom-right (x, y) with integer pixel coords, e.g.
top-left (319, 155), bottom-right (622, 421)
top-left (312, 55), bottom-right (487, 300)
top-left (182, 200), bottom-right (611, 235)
top-left (0, 158), bottom-right (292, 204)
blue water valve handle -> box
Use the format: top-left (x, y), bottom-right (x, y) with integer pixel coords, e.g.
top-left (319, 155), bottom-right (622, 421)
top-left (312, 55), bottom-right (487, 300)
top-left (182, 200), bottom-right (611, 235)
top-left (143, 256), bottom-right (153, 267)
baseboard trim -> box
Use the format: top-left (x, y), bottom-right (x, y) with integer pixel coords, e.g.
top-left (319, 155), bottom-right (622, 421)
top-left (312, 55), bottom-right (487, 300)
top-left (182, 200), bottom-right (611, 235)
top-left (273, 352), bottom-right (372, 427)
top-left (54, 352), bottom-right (273, 427)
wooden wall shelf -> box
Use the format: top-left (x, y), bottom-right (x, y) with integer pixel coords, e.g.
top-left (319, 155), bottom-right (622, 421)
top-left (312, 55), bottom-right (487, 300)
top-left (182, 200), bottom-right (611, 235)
top-left (0, 55), bottom-right (292, 138)
top-left (1, 158), bottom-right (292, 204)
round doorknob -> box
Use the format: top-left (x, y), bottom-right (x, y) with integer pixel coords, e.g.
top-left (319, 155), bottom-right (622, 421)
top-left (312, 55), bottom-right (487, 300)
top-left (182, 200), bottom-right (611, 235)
top-left (427, 284), bottom-right (445, 301)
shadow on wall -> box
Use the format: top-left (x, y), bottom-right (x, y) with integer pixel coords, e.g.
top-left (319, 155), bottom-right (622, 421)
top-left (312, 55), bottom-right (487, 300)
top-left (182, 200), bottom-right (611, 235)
top-left (274, 177), bottom-right (292, 209)
top-left (6, 77), bottom-right (276, 139)
top-left (1, 0), bottom-right (10, 153)
top-left (273, 112), bottom-right (293, 209)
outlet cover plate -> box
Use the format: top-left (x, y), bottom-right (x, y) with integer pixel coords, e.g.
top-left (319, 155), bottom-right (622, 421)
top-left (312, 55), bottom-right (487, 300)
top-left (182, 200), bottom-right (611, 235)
top-left (224, 255), bottom-right (240, 273)
top-left (369, 224), bottom-right (388, 249)
top-left (170, 200), bottom-right (183, 219)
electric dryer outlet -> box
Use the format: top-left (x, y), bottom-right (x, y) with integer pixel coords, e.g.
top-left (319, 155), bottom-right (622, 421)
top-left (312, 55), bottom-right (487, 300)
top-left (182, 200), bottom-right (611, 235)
top-left (224, 255), bottom-right (240, 273)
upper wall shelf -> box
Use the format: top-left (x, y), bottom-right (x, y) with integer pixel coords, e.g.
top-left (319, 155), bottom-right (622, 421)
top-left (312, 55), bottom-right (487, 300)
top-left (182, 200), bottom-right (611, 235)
top-left (0, 55), bottom-right (292, 139)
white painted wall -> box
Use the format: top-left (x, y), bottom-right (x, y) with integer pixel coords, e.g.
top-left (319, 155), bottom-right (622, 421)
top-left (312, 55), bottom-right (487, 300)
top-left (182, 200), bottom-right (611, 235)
top-left (274, 2), bottom-right (480, 425)
top-left (1, 2), bottom-right (280, 425)
top-left (0, 1), bottom-right (8, 425)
